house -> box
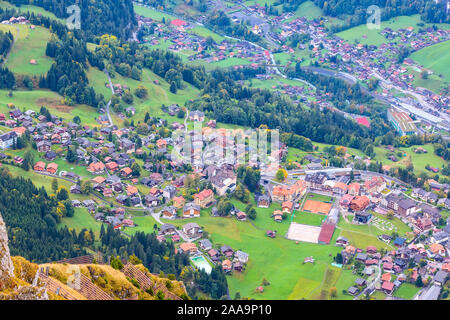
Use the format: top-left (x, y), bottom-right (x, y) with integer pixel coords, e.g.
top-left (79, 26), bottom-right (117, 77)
top-left (433, 271), bottom-right (448, 286)
top-left (333, 182), bottom-right (348, 195)
top-left (106, 162), bottom-right (119, 172)
top-left (126, 185), bottom-right (138, 197)
top-left (355, 278), bottom-right (366, 287)
top-left (156, 139), bottom-right (167, 150)
top-left (340, 194), bottom-right (354, 208)
top-left (120, 167), bottom-right (132, 177)
top-left (366, 246), bottom-right (377, 254)
top-left (33, 161), bottom-right (45, 171)
top-left (429, 243), bottom-right (445, 256)
top-left (70, 185), bottom-right (82, 194)
top-left (393, 237), bottom-right (406, 248)
top-left (145, 195), bottom-right (160, 207)
top-left (46, 163), bottom-right (58, 174)
top-left (272, 180), bottom-right (307, 202)
top-left (348, 286), bottom-right (359, 295)
top-left (208, 249), bottom-right (221, 261)
top-left (354, 211), bottom-right (372, 224)
top-left (189, 110), bottom-right (205, 122)
top-left (272, 210), bottom-right (283, 222)
top-left (256, 194), bottom-right (270, 208)
top-left (356, 253), bottom-right (368, 262)
top-left (36, 140), bottom-right (51, 153)
top-left (178, 242), bottom-right (198, 255)
top-left (172, 196), bottom-right (186, 209)
top-left (87, 162), bottom-right (105, 174)
top-left (236, 211), bottom-right (247, 221)
top-left (416, 217), bottom-right (433, 232)
top-left (234, 250), bottom-right (249, 264)
top-left (198, 239), bottom-right (212, 251)
top-left (336, 236), bottom-right (349, 246)
top-left (397, 198), bottom-right (416, 216)
top-left (266, 230), bottom-right (276, 238)
top-left (194, 189), bottom-right (214, 208)
top-left (159, 223), bottom-right (176, 235)
top-left (364, 176), bottom-right (386, 194)
top-left (381, 281), bottom-right (395, 294)
top-left (222, 259), bottom-right (232, 273)
top-left (350, 196), bottom-right (370, 212)
top-left (220, 245), bottom-right (234, 258)
top-left (282, 201), bottom-right (294, 214)
top-left (347, 183), bottom-right (361, 196)
top-left (183, 202), bottom-right (201, 218)
top-left (183, 222), bottom-right (201, 237)
top-left (161, 206), bottom-right (177, 220)
top-left (163, 185), bottom-right (177, 200)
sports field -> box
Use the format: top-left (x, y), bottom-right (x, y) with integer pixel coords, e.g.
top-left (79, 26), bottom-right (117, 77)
top-left (303, 200), bottom-right (332, 215)
top-left (286, 222), bottom-right (321, 243)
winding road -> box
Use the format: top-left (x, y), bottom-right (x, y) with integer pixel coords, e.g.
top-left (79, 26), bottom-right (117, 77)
top-left (104, 69), bottom-right (115, 127)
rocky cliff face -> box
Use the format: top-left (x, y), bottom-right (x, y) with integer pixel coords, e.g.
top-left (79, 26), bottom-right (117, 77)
top-left (0, 213), bottom-right (15, 288)
top-left (0, 214), bottom-right (48, 300)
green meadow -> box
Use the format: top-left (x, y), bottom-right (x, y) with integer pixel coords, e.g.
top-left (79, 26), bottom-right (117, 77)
top-left (336, 15), bottom-right (450, 46)
top-left (0, 89), bottom-right (101, 128)
top-left (410, 40), bottom-right (450, 82)
top-left (4, 24), bottom-right (53, 75)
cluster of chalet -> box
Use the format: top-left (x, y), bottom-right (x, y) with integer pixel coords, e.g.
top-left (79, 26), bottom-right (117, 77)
top-left (275, 12), bottom-right (449, 123)
top-left (156, 222), bottom-right (249, 273)
top-left (341, 236), bottom-right (450, 297)
top-left (136, 12), bottom-right (270, 67)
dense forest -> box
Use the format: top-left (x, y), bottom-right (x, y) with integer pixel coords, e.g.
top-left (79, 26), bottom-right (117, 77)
top-left (100, 224), bottom-right (229, 299)
top-left (0, 167), bottom-right (90, 262)
top-left (7, 0), bottom-right (137, 40)
top-left (186, 67), bottom-right (386, 150)
top-left (205, 10), bottom-right (264, 45)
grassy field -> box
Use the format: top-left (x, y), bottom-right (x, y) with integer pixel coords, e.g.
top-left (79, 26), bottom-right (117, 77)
top-left (4, 24), bottom-right (53, 75)
top-left (190, 26), bottom-right (225, 44)
top-left (134, 4), bottom-right (178, 22)
top-left (0, 89), bottom-right (101, 128)
top-left (410, 40), bottom-right (450, 82)
top-left (394, 283), bottom-right (420, 300)
top-left (59, 208), bottom-right (104, 238)
top-left (336, 15), bottom-right (450, 46)
top-left (122, 199), bottom-right (348, 300)
top-left (292, 211), bottom-right (325, 226)
top-left (373, 144), bottom-right (447, 175)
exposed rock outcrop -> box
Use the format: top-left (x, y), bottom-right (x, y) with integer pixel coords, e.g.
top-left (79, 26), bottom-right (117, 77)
top-left (0, 214), bottom-right (48, 300)
top-left (0, 213), bottom-right (14, 288)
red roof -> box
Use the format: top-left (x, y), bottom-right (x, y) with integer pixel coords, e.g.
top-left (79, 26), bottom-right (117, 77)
top-left (356, 117), bottom-right (370, 128)
top-left (171, 19), bottom-right (186, 26)
top-left (318, 223), bottom-right (335, 244)
top-left (381, 281), bottom-right (394, 291)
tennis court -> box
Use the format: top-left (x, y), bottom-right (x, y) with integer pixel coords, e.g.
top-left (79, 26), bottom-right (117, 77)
top-left (302, 200), bottom-right (332, 215)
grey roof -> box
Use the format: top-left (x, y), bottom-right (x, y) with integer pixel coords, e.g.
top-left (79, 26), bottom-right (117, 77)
top-left (199, 239), bottom-right (212, 249)
top-left (183, 222), bottom-right (200, 231)
top-left (398, 198), bottom-right (416, 210)
top-left (160, 223), bottom-right (176, 233)
top-left (434, 270), bottom-right (448, 284)
top-left (184, 202), bottom-right (200, 212)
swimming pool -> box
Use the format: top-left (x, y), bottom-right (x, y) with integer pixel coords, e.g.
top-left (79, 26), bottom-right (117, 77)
top-left (190, 255), bottom-right (212, 274)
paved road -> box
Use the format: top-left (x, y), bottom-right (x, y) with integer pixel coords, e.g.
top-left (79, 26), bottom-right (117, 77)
top-left (354, 261), bottom-right (382, 300)
top-left (104, 69), bottom-right (115, 127)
